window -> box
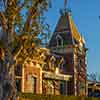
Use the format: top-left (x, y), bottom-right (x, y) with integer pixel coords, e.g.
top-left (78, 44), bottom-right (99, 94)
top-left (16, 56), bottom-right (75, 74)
top-left (47, 81), bottom-right (54, 95)
top-left (56, 35), bottom-right (63, 47)
top-left (42, 80), bottom-right (55, 95)
top-left (16, 79), bottom-right (21, 92)
top-left (49, 56), bottom-right (56, 71)
top-left (60, 81), bottom-right (66, 95)
top-left (31, 76), bottom-right (36, 93)
top-left (15, 64), bottom-right (22, 76)
top-left (42, 80), bottom-right (47, 94)
top-left (28, 75), bottom-right (36, 93)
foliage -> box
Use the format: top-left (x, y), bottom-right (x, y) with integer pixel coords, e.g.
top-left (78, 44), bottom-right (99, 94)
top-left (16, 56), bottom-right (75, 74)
top-left (0, 0), bottom-right (51, 99)
top-left (88, 72), bottom-right (100, 82)
top-left (0, 0), bottom-right (51, 46)
top-left (0, 0), bottom-right (51, 66)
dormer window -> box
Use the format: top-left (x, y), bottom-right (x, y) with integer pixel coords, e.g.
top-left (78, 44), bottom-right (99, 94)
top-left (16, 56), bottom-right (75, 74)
top-left (49, 56), bottom-right (56, 71)
top-left (56, 35), bottom-right (63, 47)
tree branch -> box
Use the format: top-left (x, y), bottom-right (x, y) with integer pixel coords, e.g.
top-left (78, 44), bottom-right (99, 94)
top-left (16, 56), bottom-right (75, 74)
top-left (14, 45), bottom-right (23, 60)
top-left (23, 6), bottom-right (38, 33)
top-left (23, 0), bottom-right (44, 33)
top-left (0, 11), bottom-right (7, 32)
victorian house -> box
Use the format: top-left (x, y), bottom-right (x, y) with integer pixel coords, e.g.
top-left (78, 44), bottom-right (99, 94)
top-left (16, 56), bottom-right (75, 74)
top-left (88, 80), bottom-right (100, 97)
top-left (0, 3), bottom-right (88, 97)
top-left (48, 9), bottom-right (88, 96)
top-left (15, 47), bottom-right (71, 95)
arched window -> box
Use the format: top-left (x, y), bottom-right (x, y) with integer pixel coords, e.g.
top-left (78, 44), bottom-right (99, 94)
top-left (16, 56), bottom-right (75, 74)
top-left (49, 56), bottom-right (56, 71)
top-left (56, 35), bottom-right (63, 47)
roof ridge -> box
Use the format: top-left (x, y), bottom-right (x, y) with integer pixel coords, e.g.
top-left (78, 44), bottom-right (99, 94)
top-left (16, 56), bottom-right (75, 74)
top-left (68, 15), bottom-right (85, 43)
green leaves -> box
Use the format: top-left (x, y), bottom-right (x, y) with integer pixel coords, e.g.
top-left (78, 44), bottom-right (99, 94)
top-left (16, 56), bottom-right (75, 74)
top-left (0, 0), bottom-right (51, 59)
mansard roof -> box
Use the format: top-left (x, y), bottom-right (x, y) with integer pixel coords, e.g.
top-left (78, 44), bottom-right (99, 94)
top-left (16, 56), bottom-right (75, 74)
top-left (69, 14), bottom-right (85, 44)
top-left (49, 10), bottom-right (85, 48)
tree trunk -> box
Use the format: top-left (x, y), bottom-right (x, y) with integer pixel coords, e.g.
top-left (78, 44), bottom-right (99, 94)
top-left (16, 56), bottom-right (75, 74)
top-left (0, 15), bottom-right (17, 100)
top-left (0, 34), bottom-right (17, 100)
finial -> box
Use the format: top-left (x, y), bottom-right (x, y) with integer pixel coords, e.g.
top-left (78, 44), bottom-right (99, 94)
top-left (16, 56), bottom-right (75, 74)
top-left (60, 0), bottom-right (71, 16)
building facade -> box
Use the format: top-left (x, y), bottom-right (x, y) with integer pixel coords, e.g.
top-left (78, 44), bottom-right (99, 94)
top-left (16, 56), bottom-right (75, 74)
top-left (88, 80), bottom-right (100, 97)
top-left (15, 48), bottom-right (71, 95)
top-left (48, 9), bottom-right (88, 96)
top-left (0, 8), bottom-right (88, 97)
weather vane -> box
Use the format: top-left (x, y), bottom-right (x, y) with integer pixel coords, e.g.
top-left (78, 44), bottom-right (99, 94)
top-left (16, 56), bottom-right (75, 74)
top-left (60, 0), bottom-right (69, 15)
top-left (64, 0), bottom-right (67, 9)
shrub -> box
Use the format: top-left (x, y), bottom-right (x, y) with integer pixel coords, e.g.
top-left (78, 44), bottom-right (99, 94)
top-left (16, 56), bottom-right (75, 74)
top-left (18, 93), bottom-right (100, 100)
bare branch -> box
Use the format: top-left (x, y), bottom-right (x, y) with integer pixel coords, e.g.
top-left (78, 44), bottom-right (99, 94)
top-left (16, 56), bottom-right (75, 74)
top-left (23, 0), bottom-right (44, 33)
top-left (0, 11), bottom-right (7, 32)
top-left (23, 6), bottom-right (38, 33)
top-left (14, 45), bottom-right (23, 60)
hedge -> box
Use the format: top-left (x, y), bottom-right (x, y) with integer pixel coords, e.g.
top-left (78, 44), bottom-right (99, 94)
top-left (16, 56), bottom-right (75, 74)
top-left (18, 93), bottom-right (100, 100)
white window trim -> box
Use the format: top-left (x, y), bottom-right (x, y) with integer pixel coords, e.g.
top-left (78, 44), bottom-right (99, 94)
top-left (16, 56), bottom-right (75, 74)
top-left (56, 35), bottom-right (63, 47)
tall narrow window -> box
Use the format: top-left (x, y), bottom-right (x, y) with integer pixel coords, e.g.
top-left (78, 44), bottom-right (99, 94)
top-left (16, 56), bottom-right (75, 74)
top-left (31, 76), bottom-right (36, 93)
top-left (56, 35), bottom-right (63, 47)
top-left (15, 64), bottom-right (22, 76)
top-left (60, 81), bottom-right (66, 95)
top-left (49, 56), bottom-right (56, 71)
top-left (16, 79), bottom-right (21, 92)
top-left (28, 75), bottom-right (36, 93)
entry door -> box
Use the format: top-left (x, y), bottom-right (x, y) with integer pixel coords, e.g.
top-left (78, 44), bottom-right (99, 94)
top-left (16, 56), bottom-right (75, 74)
top-left (32, 76), bottom-right (36, 93)
top-left (29, 76), bottom-right (36, 93)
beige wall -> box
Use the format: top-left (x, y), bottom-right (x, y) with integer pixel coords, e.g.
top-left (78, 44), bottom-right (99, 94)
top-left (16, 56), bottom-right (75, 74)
top-left (23, 64), bottom-right (42, 94)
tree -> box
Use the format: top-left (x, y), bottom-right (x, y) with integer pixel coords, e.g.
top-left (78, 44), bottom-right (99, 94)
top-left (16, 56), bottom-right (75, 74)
top-left (88, 72), bottom-right (100, 82)
top-left (0, 0), bottom-right (51, 99)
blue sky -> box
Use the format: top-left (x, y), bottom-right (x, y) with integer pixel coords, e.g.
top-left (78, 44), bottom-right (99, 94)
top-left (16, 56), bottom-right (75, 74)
top-left (45, 0), bottom-right (100, 74)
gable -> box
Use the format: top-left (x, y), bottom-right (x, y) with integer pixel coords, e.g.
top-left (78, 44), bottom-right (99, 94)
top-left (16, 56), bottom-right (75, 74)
top-left (49, 11), bottom-right (85, 48)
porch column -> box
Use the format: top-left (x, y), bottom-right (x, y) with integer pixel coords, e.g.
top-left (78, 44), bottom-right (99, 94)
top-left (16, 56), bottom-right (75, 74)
top-left (40, 67), bottom-right (42, 94)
